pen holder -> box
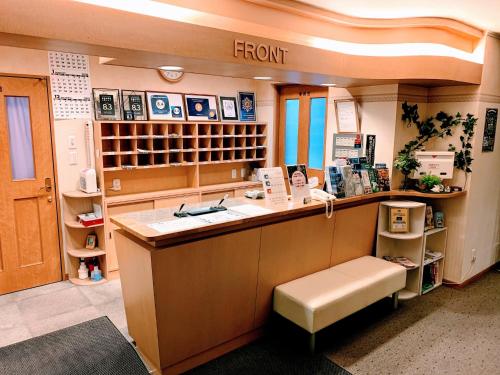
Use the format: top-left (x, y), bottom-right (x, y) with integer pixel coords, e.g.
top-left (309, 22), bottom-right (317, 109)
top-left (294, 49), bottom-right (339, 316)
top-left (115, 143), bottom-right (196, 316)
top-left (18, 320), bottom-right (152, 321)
top-left (174, 211), bottom-right (189, 218)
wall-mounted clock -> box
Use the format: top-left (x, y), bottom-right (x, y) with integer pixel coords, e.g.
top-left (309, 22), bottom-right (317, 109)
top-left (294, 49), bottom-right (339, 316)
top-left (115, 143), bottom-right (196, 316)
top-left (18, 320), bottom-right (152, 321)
top-left (158, 69), bottom-right (185, 83)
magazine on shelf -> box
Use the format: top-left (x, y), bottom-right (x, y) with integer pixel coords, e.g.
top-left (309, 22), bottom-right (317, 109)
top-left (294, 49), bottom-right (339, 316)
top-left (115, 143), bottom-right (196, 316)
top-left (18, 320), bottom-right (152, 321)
top-left (382, 256), bottom-right (418, 270)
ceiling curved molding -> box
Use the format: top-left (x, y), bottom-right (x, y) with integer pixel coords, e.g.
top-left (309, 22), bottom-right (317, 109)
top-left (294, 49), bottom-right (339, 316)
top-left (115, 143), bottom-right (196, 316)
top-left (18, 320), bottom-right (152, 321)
top-left (245, 0), bottom-right (483, 41)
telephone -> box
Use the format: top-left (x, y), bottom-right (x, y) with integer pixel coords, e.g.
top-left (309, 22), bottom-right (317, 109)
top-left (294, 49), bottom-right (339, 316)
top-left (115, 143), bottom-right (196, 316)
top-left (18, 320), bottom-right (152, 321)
top-left (310, 189), bottom-right (336, 218)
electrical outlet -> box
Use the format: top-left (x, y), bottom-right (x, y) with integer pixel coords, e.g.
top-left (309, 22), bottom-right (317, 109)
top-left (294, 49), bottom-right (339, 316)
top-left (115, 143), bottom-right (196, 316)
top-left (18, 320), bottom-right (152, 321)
top-left (471, 248), bottom-right (477, 263)
top-left (69, 151), bottom-right (78, 165)
top-left (231, 169), bottom-right (237, 179)
top-left (241, 168), bottom-right (246, 178)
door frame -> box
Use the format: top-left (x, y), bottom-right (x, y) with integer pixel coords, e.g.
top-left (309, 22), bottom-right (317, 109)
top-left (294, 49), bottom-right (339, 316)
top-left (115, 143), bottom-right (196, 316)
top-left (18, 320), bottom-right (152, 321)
top-left (0, 73), bottom-right (65, 281)
top-left (276, 85), bottom-right (329, 183)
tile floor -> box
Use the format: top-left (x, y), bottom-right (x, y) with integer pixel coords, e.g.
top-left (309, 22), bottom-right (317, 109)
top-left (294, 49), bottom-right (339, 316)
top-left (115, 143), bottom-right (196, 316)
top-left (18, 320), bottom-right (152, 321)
top-left (1, 271), bottom-right (499, 375)
top-left (0, 279), bottom-right (129, 348)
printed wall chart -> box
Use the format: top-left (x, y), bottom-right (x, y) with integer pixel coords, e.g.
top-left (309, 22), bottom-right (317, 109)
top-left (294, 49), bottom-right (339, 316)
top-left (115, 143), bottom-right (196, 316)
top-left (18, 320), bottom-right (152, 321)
top-left (48, 52), bottom-right (92, 119)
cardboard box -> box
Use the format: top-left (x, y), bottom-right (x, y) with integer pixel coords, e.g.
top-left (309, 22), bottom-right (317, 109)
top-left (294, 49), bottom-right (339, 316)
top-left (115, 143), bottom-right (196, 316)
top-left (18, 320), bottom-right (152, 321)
top-left (389, 207), bottom-right (410, 233)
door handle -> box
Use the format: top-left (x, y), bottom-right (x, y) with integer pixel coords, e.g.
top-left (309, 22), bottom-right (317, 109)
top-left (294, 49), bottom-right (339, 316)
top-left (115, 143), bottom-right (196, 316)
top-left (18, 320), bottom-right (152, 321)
top-left (39, 177), bottom-right (52, 193)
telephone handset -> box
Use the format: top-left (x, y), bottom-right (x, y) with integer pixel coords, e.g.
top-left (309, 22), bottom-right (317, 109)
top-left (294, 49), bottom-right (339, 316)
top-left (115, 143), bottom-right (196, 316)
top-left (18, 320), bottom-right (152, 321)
top-left (310, 189), bottom-right (336, 218)
top-left (311, 189), bottom-right (336, 202)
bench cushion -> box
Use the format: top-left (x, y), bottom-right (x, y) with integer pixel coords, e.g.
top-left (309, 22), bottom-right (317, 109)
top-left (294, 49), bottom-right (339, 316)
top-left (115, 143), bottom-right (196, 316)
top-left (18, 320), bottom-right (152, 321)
top-left (273, 256), bottom-right (406, 333)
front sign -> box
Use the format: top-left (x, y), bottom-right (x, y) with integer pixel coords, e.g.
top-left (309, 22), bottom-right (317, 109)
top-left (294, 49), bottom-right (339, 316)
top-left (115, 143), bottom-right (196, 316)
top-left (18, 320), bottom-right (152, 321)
top-left (234, 40), bottom-right (288, 64)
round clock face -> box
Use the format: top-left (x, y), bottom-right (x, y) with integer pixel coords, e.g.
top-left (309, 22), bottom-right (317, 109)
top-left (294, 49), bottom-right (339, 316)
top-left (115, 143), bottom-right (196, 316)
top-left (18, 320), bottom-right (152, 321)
top-left (159, 69), bottom-right (184, 83)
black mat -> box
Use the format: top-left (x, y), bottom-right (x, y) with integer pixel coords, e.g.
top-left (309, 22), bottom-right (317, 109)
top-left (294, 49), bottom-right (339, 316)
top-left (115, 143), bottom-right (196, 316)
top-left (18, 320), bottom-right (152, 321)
top-left (185, 335), bottom-right (351, 375)
top-left (0, 317), bottom-right (149, 375)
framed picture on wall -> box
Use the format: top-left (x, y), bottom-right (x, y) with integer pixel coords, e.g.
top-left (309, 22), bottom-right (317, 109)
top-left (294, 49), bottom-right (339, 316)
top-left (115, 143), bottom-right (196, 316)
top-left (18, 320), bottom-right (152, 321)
top-left (146, 91), bottom-right (185, 121)
top-left (93, 88), bottom-right (121, 120)
top-left (238, 91), bottom-right (256, 121)
top-left (334, 99), bottom-right (360, 133)
top-left (121, 90), bottom-right (147, 121)
top-left (185, 94), bottom-right (219, 121)
top-left (219, 96), bottom-right (239, 121)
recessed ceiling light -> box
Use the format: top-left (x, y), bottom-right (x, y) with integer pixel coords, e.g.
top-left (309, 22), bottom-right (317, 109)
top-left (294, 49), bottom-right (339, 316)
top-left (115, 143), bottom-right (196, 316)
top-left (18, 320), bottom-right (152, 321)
top-left (321, 83), bottom-right (337, 87)
top-left (158, 66), bottom-right (184, 71)
top-left (253, 76), bottom-right (272, 80)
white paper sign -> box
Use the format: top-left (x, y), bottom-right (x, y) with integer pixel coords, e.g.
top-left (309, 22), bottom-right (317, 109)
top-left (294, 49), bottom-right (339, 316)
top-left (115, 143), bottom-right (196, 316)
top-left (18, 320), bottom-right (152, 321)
top-left (260, 167), bottom-right (288, 206)
top-left (335, 101), bottom-right (358, 133)
top-left (229, 204), bottom-right (274, 216)
top-left (48, 52), bottom-right (92, 119)
top-left (147, 218), bottom-right (205, 234)
top-left (198, 211), bottom-right (242, 224)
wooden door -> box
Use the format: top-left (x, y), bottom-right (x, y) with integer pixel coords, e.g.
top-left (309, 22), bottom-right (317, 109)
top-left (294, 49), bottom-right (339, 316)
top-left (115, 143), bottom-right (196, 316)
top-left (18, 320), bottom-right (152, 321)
top-left (0, 76), bottom-right (62, 295)
top-left (278, 85), bottom-right (328, 184)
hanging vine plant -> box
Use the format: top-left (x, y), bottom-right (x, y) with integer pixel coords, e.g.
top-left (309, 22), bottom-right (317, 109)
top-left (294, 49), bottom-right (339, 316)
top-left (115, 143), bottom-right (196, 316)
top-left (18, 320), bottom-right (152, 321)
top-left (448, 113), bottom-right (477, 188)
top-left (395, 101), bottom-right (462, 189)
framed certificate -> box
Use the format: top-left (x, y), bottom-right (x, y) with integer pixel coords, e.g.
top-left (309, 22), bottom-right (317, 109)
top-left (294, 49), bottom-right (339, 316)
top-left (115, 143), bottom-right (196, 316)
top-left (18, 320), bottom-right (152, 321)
top-left (121, 90), bottom-right (146, 120)
top-left (93, 88), bottom-right (121, 121)
top-left (185, 94), bottom-right (219, 121)
top-left (334, 99), bottom-right (360, 133)
top-left (219, 96), bottom-right (239, 121)
top-left (238, 92), bottom-right (256, 121)
top-left (146, 91), bottom-right (185, 121)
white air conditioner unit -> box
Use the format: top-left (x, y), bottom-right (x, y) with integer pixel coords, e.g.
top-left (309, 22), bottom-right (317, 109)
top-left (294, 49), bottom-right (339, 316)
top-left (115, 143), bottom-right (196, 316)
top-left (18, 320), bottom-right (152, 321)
top-left (411, 151), bottom-right (455, 179)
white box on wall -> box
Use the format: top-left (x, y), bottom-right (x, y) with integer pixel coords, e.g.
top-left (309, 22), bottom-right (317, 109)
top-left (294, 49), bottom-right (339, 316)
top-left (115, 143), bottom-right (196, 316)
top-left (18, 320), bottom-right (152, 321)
top-left (412, 151), bottom-right (455, 179)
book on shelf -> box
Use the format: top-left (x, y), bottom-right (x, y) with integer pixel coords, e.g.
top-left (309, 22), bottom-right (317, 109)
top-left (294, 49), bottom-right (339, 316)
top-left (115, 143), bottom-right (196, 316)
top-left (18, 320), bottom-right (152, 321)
top-left (422, 261), bottom-right (440, 291)
top-left (382, 256), bottom-right (418, 270)
top-left (424, 250), bottom-right (443, 264)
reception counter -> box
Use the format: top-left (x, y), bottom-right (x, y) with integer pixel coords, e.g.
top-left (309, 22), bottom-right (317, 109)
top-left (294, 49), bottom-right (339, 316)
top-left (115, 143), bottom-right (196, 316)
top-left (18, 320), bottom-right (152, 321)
top-left (110, 190), bottom-right (465, 374)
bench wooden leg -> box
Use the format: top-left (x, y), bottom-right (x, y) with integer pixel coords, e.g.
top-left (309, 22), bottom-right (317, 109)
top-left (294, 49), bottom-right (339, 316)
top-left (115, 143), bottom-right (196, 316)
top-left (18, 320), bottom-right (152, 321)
top-left (392, 291), bottom-right (399, 310)
top-left (309, 333), bottom-right (316, 354)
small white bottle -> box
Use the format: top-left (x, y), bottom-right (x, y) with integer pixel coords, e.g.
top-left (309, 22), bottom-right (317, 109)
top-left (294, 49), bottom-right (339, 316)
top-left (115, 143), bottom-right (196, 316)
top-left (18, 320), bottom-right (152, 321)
top-left (78, 261), bottom-right (88, 280)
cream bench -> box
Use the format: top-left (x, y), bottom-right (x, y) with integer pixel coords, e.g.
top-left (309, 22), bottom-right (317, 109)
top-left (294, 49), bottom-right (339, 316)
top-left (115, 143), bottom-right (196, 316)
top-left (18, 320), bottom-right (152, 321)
top-left (273, 256), bottom-right (406, 352)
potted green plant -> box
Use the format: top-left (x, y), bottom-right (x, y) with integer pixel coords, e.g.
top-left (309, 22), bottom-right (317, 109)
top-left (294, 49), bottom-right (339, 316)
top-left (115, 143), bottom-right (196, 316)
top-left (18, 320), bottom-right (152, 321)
top-left (396, 102), bottom-right (466, 190)
top-left (394, 153), bottom-right (420, 190)
top-left (419, 174), bottom-right (442, 192)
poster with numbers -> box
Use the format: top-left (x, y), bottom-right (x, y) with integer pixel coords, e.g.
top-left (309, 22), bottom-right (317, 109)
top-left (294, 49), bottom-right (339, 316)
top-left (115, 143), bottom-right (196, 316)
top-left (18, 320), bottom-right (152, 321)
top-left (48, 51), bottom-right (92, 119)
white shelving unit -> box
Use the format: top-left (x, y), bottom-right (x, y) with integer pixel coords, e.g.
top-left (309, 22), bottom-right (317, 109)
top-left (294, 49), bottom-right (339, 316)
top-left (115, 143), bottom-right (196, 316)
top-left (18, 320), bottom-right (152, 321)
top-left (421, 227), bottom-right (447, 294)
top-left (376, 201), bottom-right (426, 300)
top-left (376, 201), bottom-right (447, 299)
top-left (62, 191), bottom-right (108, 286)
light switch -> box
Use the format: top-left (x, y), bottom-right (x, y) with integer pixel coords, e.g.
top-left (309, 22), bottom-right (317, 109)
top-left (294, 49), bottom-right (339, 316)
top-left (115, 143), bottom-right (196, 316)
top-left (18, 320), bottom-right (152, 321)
top-left (240, 168), bottom-right (246, 178)
top-left (68, 135), bottom-right (76, 149)
top-left (69, 151), bottom-right (78, 165)
top-left (231, 169), bottom-right (237, 179)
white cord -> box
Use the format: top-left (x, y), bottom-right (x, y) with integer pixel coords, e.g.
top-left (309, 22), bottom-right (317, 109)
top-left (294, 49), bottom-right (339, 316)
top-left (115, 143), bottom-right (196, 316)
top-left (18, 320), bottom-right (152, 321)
top-left (325, 198), bottom-right (334, 219)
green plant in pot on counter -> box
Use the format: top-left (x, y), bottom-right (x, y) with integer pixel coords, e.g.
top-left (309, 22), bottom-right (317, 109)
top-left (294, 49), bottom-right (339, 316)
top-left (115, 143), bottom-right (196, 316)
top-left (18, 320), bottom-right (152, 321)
top-left (419, 174), bottom-right (442, 192)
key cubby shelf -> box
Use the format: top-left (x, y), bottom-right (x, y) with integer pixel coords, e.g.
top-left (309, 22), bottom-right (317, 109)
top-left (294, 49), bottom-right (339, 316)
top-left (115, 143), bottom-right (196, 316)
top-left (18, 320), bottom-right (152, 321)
top-left (97, 121), bottom-right (267, 171)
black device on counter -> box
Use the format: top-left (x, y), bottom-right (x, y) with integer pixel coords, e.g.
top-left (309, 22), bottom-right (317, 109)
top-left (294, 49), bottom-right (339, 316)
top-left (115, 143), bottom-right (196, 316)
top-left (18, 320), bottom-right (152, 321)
top-left (175, 194), bottom-right (229, 217)
top-left (186, 206), bottom-right (227, 216)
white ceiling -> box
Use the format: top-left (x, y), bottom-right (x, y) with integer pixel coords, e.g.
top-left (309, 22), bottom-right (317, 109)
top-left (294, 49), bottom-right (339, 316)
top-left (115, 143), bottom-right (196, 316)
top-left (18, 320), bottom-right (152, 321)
top-left (295, 0), bottom-right (500, 32)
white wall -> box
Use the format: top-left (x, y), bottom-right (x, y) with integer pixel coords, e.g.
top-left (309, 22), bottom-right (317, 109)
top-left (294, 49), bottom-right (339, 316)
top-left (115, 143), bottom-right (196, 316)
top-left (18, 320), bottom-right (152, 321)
top-left (0, 46), bottom-right (275, 271)
top-left (326, 85), bottom-right (399, 172)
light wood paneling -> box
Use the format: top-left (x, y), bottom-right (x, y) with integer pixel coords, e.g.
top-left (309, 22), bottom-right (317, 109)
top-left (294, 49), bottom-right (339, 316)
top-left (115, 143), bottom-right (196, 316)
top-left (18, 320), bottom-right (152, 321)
top-left (103, 166), bottom-right (198, 197)
top-left (155, 194), bottom-right (200, 209)
top-left (330, 202), bottom-right (379, 266)
top-left (106, 201), bottom-right (154, 271)
top-left (152, 229), bottom-right (261, 367)
top-left (254, 213), bottom-right (335, 326)
top-left (200, 190), bottom-right (235, 202)
top-left (114, 231), bottom-right (160, 369)
top-left (14, 197), bottom-right (44, 266)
